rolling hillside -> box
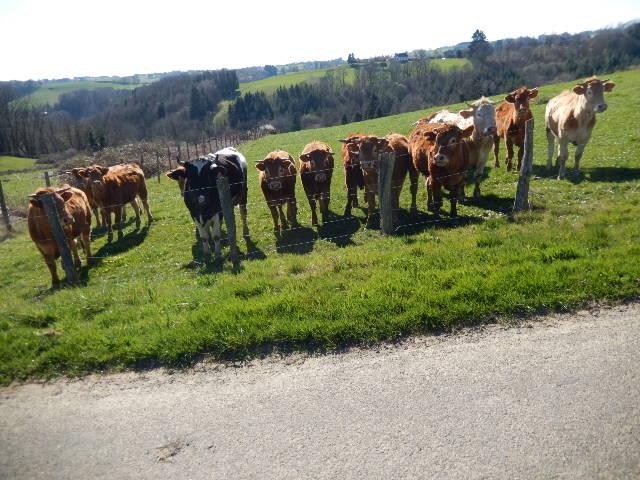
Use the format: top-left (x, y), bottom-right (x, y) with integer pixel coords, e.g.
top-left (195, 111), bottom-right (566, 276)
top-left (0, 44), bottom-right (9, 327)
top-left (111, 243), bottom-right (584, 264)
top-left (0, 69), bottom-right (639, 383)
top-left (238, 66), bottom-right (356, 95)
top-left (11, 80), bottom-right (146, 107)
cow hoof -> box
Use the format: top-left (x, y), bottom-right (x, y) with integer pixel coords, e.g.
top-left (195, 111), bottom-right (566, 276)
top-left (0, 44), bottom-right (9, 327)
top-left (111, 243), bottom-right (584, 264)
top-left (242, 228), bottom-right (250, 238)
top-left (107, 234), bottom-right (113, 243)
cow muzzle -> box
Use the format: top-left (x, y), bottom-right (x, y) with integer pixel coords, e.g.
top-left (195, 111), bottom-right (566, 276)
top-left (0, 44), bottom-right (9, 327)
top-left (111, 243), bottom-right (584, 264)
top-left (61, 215), bottom-right (74, 225)
top-left (314, 173), bottom-right (327, 183)
top-left (484, 126), bottom-right (497, 136)
top-left (268, 180), bottom-right (282, 191)
top-left (434, 154), bottom-right (449, 167)
top-left (197, 195), bottom-right (206, 205)
top-left (595, 103), bottom-right (607, 113)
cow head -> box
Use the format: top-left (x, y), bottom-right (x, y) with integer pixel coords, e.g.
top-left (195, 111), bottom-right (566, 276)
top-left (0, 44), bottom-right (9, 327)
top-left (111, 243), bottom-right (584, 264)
top-left (458, 96), bottom-right (496, 137)
top-left (256, 152), bottom-right (295, 192)
top-left (29, 186), bottom-right (75, 225)
top-left (340, 136), bottom-right (389, 172)
top-left (166, 166), bottom-right (187, 193)
top-left (299, 144), bottom-right (333, 183)
top-left (424, 125), bottom-right (474, 167)
top-left (75, 165), bottom-right (110, 198)
top-left (177, 157), bottom-right (224, 222)
top-left (339, 136), bottom-right (364, 167)
top-left (572, 76), bottom-right (615, 113)
top-left (505, 87), bottom-right (538, 118)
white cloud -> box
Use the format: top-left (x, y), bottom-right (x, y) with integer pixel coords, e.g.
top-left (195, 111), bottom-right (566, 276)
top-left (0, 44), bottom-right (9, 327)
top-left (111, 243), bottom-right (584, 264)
top-left (0, 0), bottom-right (638, 80)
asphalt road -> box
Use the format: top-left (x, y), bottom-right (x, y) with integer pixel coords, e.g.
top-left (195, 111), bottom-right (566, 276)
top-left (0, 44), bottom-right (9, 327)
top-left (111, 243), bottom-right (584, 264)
top-left (1, 304), bottom-right (639, 479)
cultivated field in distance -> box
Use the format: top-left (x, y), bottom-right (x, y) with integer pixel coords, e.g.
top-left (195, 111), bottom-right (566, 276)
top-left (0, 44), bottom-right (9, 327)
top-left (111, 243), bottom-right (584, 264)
top-left (0, 69), bottom-right (638, 384)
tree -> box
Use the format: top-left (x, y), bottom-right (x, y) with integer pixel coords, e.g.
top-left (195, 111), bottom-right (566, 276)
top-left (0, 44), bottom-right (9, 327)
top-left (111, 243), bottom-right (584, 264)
top-left (468, 29), bottom-right (492, 64)
top-left (347, 53), bottom-right (357, 66)
top-left (189, 86), bottom-right (206, 121)
top-left (157, 102), bottom-right (166, 119)
top-left (264, 65), bottom-right (278, 77)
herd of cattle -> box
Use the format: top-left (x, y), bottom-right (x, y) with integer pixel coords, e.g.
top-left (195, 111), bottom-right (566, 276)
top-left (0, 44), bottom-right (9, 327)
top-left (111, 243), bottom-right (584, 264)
top-left (26, 76), bottom-right (615, 287)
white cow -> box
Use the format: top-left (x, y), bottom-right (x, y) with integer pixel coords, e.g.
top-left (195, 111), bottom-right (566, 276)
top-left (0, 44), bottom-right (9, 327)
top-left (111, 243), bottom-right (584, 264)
top-left (424, 96), bottom-right (497, 200)
top-left (545, 76), bottom-right (615, 179)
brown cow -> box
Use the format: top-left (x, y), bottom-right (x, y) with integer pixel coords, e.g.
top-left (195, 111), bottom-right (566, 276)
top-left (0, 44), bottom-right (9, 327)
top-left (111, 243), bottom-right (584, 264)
top-left (299, 141), bottom-right (334, 226)
top-left (339, 134), bottom-right (418, 225)
top-left (70, 167), bottom-right (104, 227)
top-left (339, 133), bottom-right (366, 216)
top-left (493, 86), bottom-right (538, 171)
top-left (77, 163), bottom-right (152, 242)
top-left (256, 150), bottom-right (299, 234)
top-left (545, 76), bottom-right (615, 179)
top-left (28, 186), bottom-right (92, 288)
top-left (410, 123), bottom-right (474, 216)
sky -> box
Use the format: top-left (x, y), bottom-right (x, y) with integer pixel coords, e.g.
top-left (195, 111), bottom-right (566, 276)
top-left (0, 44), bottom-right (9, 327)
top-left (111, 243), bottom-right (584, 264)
top-left (0, 0), bottom-right (638, 81)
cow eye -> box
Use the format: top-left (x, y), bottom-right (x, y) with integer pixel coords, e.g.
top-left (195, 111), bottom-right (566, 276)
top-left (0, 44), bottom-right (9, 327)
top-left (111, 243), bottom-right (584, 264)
top-left (448, 138), bottom-right (457, 146)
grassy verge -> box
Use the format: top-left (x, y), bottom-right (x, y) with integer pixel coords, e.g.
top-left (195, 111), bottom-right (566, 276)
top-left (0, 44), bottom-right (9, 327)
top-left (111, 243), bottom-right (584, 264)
top-left (238, 66), bottom-right (356, 95)
top-left (0, 70), bottom-right (639, 384)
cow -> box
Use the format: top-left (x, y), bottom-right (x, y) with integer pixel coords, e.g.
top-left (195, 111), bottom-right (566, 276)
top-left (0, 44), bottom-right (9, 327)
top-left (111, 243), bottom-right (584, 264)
top-left (299, 141), bottom-right (334, 226)
top-left (493, 86), bottom-right (539, 172)
top-left (339, 134), bottom-right (418, 225)
top-left (339, 133), bottom-right (366, 216)
top-left (545, 76), bottom-right (616, 179)
top-left (426, 96), bottom-right (497, 201)
top-left (173, 147), bottom-right (250, 259)
top-left (256, 150), bottom-right (299, 234)
top-left (69, 167), bottom-right (105, 227)
top-left (27, 186), bottom-right (92, 288)
top-left (409, 123), bottom-right (474, 217)
top-left (76, 163), bottom-right (152, 242)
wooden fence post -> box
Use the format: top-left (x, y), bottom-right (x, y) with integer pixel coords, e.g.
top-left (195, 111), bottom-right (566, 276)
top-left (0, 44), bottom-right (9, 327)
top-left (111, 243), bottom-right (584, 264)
top-left (216, 175), bottom-right (239, 266)
top-left (513, 118), bottom-right (535, 212)
top-left (139, 152), bottom-right (144, 170)
top-left (166, 144), bottom-right (172, 170)
top-left (378, 151), bottom-right (395, 234)
top-left (156, 152), bottom-right (161, 184)
top-left (44, 171), bottom-right (51, 187)
top-left (186, 142), bottom-right (190, 160)
top-left (195, 143), bottom-right (199, 158)
top-left (41, 192), bottom-right (78, 285)
top-left (0, 179), bottom-right (12, 232)
top-left (208, 137), bottom-right (213, 152)
top-left (177, 144), bottom-right (182, 162)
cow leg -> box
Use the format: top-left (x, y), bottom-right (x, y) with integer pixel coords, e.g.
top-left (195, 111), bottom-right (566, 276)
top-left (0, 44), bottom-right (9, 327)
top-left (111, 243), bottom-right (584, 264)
top-left (194, 222), bottom-right (211, 256)
top-left (345, 185), bottom-right (355, 216)
top-left (546, 128), bottom-right (556, 171)
top-left (211, 214), bottom-right (222, 261)
top-left (140, 196), bottom-right (153, 223)
top-left (268, 205), bottom-right (280, 234)
top-left (81, 228), bottom-right (93, 265)
top-left (557, 140), bottom-right (569, 180)
top-left (69, 238), bottom-right (81, 269)
top-left (287, 200), bottom-right (298, 227)
top-left (365, 189), bottom-right (376, 225)
top-left (516, 144), bottom-right (525, 172)
top-left (409, 168), bottom-right (419, 214)
top-left (92, 208), bottom-right (101, 227)
top-left (320, 192), bottom-right (330, 223)
top-left (131, 199), bottom-right (142, 230)
top-left (574, 143), bottom-right (587, 172)
top-left (505, 137), bottom-right (515, 172)
top-left (308, 196), bottom-right (318, 227)
top-left (121, 204), bottom-right (127, 222)
top-left (44, 254), bottom-right (61, 288)
top-left (100, 208), bottom-right (108, 229)
top-left (239, 203), bottom-right (249, 238)
top-left (493, 135), bottom-right (500, 168)
top-left (432, 181), bottom-right (443, 215)
top-left (426, 178), bottom-right (434, 212)
top-left (450, 186), bottom-right (460, 218)
top-left (278, 204), bottom-right (289, 230)
top-left (114, 206), bottom-right (124, 240)
top-left (105, 208), bottom-right (114, 243)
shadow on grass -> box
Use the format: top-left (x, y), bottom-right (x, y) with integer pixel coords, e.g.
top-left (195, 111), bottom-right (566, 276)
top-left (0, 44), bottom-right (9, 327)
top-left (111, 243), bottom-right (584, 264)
top-left (92, 225), bottom-right (150, 262)
top-left (395, 209), bottom-right (483, 236)
top-left (532, 164), bottom-right (640, 184)
top-left (317, 209), bottom-right (363, 247)
top-left (275, 224), bottom-right (317, 255)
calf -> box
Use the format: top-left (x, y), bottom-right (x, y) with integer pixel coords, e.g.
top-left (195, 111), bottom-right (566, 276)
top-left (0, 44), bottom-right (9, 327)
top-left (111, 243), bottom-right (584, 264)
top-left (545, 76), bottom-right (615, 179)
top-left (69, 167), bottom-right (104, 227)
top-left (174, 147), bottom-right (249, 259)
top-left (256, 150), bottom-right (298, 234)
top-left (339, 134), bottom-right (418, 224)
top-left (493, 86), bottom-right (538, 171)
top-left (166, 166), bottom-right (187, 193)
top-left (428, 96), bottom-right (497, 201)
top-left (339, 133), bottom-right (366, 216)
top-left (299, 141), bottom-right (334, 226)
top-left (410, 123), bottom-right (474, 216)
top-left (27, 186), bottom-right (92, 288)
top-left (77, 163), bottom-right (152, 242)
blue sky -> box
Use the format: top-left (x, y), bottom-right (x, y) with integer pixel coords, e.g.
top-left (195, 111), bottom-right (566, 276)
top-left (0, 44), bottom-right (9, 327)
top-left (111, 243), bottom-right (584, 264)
top-left (0, 0), bottom-right (638, 81)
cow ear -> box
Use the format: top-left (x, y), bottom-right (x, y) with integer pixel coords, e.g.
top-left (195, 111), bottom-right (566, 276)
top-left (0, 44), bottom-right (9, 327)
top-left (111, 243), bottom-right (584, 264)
top-left (458, 109), bottom-right (474, 119)
top-left (166, 169), bottom-right (185, 180)
top-left (376, 138), bottom-right (389, 149)
top-left (504, 93), bottom-right (516, 103)
top-left (572, 84), bottom-right (585, 95)
top-left (603, 81), bottom-right (615, 92)
top-left (98, 166), bottom-right (109, 175)
top-left (461, 125), bottom-right (475, 138)
top-left (255, 161), bottom-right (265, 171)
top-left (326, 146), bottom-right (334, 154)
top-left (424, 131), bottom-right (437, 141)
top-left (529, 88), bottom-right (539, 99)
top-left (29, 198), bottom-right (42, 208)
top-left (299, 154), bottom-right (310, 162)
top-left (60, 191), bottom-right (74, 202)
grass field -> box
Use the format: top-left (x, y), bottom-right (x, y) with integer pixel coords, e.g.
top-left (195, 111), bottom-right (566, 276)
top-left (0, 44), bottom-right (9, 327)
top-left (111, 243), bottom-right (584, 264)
top-left (429, 58), bottom-right (471, 70)
top-left (0, 156), bottom-right (39, 173)
top-left (12, 81), bottom-right (143, 107)
top-left (239, 67), bottom-right (356, 95)
top-left (1, 69), bottom-right (639, 384)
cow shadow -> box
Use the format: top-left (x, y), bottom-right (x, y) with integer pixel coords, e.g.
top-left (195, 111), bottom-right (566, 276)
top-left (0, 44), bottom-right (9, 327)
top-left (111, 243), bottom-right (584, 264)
top-left (92, 226), bottom-right (150, 262)
top-left (317, 209), bottom-right (363, 247)
top-left (90, 216), bottom-right (138, 239)
top-left (275, 225), bottom-right (317, 255)
top-left (467, 194), bottom-right (514, 215)
top-left (242, 236), bottom-right (267, 261)
top-left (395, 209), bottom-right (483, 236)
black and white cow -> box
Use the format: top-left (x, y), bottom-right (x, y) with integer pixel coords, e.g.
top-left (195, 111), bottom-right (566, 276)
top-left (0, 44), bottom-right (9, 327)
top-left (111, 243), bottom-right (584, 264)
top-left (176, 147), bottom-right (249, 259)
